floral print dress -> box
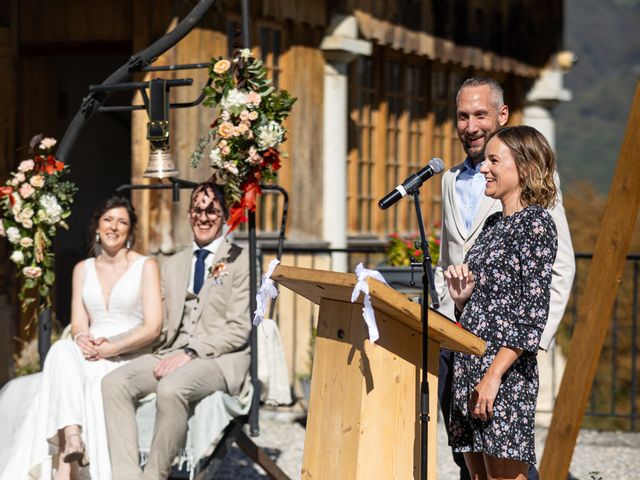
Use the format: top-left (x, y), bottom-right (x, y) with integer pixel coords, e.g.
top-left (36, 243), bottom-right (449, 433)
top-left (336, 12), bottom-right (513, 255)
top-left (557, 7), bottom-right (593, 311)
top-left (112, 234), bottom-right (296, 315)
top-left (449, 204), bottom-right (557, 464)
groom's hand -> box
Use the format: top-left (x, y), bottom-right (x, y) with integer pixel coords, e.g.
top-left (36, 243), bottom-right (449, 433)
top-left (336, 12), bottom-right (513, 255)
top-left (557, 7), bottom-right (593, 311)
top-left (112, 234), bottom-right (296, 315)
top-left (153, 352), bottom-right (192, 379)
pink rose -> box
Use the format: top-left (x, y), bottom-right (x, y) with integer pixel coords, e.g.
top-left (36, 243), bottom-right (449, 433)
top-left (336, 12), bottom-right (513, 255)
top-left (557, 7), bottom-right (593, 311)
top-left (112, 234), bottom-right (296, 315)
top-left (19, 183), bottom-right (35, 198)
top-left (18, 160), bottom-right (35, 172)
top-left (248, 111), bottom-right (258, 121)
top-left (22, 266), bottom-right (42, 278)
top-left (30, 175), bottom-right (45, 188)
top-left (247, 91), bottom-right (261, 107)
top-left (236, 123), bottom-right (249, 135)
top-left (220, 146), bottom-right (231, 156)
top-left (213, 59), bottom-right (231, 74)
top-left (239, 110), bottom-right (250, 122)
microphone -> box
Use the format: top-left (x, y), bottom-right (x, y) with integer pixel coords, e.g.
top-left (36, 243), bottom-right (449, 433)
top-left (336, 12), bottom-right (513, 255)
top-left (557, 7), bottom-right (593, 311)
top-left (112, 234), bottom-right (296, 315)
top-left (378, 158), bottom-right (445, 210)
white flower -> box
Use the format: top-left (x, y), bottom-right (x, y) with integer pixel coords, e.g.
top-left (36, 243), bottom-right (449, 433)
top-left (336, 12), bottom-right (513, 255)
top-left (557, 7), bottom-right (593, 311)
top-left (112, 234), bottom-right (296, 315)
top-left (40, 137), bottom-right (57, 150)
top-left (19, 237), bottom-right (33, 248)
top-left (10, 250), bottom-right (24, 265)
top-left (39, 194), bottom-right (63, 224)
top-left (223, 161), bottom-right (239, 175)
top-left (220, 88), bottom-right (248, 112)
top-left (22, 266), bottom-right (42, 279)
top-left (209, 148), bottom-right (223, 167)
top-left (0, 223), bottom-right (5, 237)
top-left (20, 207), bottom-right (34, 220)
top-left (7, 226), bottom-right (20, 244)
top-left (257, 121), bottom-right (285, 149)
top-left (18, 160), bottom-right (35, 172)
top-left (239, 48), bottom-right (252, 60)
top-left (21, 218), bottom-right (33, 229)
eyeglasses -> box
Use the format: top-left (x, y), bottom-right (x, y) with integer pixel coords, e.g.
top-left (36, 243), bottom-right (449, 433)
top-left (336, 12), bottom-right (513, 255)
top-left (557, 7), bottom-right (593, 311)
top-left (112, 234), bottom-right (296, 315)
top-left (190, 206), bottom-right (224, 218)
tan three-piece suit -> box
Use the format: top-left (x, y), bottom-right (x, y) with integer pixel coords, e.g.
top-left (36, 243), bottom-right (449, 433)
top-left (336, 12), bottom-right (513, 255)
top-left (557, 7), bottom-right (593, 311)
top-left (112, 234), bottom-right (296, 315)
top-left (103, 237), bottom-right (250, 480)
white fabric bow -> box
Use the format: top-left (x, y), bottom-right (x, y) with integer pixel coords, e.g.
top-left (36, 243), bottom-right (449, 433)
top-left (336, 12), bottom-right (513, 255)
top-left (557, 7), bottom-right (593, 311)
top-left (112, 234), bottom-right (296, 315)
top-left (351, 262), bottom-right (388, 343)
top-left (253, 259), bottom-right (281, 326)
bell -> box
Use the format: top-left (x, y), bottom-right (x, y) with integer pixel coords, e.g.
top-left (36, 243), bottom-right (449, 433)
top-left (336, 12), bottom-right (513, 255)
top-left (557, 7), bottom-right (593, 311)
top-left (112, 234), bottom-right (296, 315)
top-left (143, 149), bottom-right (179, 179)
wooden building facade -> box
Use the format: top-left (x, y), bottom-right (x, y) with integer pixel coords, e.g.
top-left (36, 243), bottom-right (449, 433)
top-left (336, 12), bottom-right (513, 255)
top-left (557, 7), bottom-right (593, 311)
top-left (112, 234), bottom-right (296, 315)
top-left (0, 0), bottom-right (564, 384)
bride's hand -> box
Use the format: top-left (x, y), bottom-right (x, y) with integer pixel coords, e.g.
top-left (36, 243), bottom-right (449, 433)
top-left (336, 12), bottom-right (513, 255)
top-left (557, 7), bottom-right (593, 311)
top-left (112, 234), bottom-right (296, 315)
top-left (95, 338), bottom-right (119, 359)
top-left (75, 333), bottom-right (98, 360)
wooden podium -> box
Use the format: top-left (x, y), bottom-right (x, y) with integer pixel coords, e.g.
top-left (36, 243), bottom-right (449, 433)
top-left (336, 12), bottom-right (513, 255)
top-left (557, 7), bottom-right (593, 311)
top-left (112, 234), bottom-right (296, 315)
top-left (271, 264), bottom-right (485, 480)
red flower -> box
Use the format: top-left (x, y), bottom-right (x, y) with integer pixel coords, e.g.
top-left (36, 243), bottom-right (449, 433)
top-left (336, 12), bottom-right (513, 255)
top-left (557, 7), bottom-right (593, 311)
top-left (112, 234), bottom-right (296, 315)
top-left (413, 249), bottom-right (422, 257)
top-left (0, 186), bottom-right (14, 206)
top-left (261, 148), bottom-right (281, 171)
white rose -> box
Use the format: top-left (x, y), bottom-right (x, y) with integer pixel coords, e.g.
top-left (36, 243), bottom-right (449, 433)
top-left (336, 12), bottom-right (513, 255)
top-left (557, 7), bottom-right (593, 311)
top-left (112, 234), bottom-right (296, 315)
top-left (257, 121), bottom-right (285, 149)
top-left (20, 207), bottom-right (34, 219)
top-left (39, 194), bottom-right (63, 224)
top-left (21, 218), bottom-right (33, 229)
top-left (10, 250), bottom-right (24, 265)
top-left (7, 226), bottom-right (20, 244)
top-left (20, 237), bottom-right (33, 248)
top-left (39, 137), bottom-right (57, 150)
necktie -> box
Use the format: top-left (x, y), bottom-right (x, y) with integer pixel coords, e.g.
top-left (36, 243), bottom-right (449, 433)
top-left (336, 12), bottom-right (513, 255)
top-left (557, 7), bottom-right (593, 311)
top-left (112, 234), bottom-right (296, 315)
top-left (193, 249), bottom-right (211, 295)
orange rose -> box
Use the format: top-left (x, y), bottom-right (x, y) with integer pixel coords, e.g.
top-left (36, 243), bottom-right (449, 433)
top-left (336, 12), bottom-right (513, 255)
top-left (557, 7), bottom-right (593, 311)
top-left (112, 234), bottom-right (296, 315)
top-left (213, 59), bottom-right (231, 74)
top-left (218, 122), bottom-right (235, 139)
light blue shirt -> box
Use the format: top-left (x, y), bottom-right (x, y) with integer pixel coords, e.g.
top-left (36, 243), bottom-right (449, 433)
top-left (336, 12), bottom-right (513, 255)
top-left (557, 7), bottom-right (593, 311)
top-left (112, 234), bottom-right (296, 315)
top-left (454, 157), bottom-right (486, 234)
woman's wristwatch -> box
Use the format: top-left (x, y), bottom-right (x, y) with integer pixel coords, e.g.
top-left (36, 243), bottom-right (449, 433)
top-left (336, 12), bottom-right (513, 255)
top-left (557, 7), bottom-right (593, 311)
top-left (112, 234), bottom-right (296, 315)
top-left (184, 347), bottom-right (198, 359)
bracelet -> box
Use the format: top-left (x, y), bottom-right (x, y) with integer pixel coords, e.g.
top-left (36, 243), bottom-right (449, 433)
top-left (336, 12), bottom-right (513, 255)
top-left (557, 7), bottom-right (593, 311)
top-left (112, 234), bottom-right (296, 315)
top-left (73, 331), bottom-right (90, 342)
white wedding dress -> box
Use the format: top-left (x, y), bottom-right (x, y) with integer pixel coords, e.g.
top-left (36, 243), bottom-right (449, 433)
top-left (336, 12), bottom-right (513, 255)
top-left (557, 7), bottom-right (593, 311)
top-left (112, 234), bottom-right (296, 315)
top-left (0, 256), bottom-right (149, 480)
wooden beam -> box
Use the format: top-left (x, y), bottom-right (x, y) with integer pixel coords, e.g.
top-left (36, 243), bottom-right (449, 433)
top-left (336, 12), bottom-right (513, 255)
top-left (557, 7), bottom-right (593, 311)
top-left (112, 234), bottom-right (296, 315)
top-left (539, 80), bottom-right (640, 478)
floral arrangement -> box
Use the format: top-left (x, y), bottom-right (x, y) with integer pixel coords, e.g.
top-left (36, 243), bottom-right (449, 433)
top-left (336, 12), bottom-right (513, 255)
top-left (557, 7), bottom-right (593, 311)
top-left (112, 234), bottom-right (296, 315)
top-left (386, 224), bottom-right (441, 267)
top-left (0, 135), bottom-right (77, 321)
top-left (190, 48), bottom-right (296, 231)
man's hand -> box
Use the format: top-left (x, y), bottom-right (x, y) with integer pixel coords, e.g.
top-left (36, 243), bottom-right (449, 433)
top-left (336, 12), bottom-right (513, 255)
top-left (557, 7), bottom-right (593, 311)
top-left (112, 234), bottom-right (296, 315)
top-left (75, 333), bottom-right (98, 361)
top-left (153, 352), bottom-right (193, 380)
top-left (444, 263), bottom-right (475, 311)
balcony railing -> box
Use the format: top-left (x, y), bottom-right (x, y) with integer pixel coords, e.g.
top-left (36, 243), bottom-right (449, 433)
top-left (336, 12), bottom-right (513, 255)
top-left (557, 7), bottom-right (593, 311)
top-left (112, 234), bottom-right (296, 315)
top-left (260, 246), bottom-right (639, 431)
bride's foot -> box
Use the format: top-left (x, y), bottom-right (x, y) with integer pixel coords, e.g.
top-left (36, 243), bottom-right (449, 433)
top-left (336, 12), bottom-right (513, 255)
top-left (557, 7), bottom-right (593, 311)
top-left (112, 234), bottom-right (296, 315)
top-left (62, 432), bottom-right (89, 467)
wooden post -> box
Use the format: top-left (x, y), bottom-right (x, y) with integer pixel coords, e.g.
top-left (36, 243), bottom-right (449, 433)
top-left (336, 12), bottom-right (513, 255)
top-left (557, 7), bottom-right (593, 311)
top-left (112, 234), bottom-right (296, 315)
top-left (540, 81), bottom-right (640, 478)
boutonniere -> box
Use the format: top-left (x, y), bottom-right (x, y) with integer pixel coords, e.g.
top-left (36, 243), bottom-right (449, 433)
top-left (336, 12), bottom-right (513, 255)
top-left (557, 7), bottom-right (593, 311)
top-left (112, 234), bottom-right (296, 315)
top-left (208, 260), bottom-right (229, 284)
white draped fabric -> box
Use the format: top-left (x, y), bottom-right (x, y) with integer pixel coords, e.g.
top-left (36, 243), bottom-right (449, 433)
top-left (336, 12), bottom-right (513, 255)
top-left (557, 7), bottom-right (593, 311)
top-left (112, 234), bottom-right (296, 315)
top-left (0, 256), bottom-right (148, 480)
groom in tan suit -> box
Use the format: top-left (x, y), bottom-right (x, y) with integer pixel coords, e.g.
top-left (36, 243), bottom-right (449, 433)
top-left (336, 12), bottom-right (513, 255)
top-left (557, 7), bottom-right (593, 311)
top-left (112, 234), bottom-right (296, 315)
top-left (103, 182), bottom-right (250, 480)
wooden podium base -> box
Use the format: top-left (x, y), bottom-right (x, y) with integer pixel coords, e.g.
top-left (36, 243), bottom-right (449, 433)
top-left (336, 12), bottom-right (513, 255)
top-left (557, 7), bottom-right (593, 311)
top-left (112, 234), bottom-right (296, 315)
top-left (301, 298), bottom-right (439, 480)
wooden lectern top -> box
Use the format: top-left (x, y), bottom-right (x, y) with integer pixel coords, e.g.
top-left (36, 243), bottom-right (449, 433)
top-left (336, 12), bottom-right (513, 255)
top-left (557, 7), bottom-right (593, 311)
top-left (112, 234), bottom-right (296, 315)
top-left (272, 264), bottom-right (485, 356)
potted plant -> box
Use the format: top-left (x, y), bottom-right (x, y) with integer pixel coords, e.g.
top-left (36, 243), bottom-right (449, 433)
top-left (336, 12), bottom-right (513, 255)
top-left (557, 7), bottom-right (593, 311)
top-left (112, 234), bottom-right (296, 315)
top-left (377, 225), bottom-right (441, 292)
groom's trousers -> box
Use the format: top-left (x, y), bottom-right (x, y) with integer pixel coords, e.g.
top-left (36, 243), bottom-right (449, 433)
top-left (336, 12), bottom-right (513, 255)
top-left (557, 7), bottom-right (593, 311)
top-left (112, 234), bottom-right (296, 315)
top-left (102, 353), bottom-right (227, 480)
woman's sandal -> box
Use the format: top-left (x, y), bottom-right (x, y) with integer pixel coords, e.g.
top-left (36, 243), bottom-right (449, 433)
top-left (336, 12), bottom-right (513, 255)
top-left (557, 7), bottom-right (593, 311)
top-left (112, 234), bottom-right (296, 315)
top-left (62, 432), bottom-right (89, 467)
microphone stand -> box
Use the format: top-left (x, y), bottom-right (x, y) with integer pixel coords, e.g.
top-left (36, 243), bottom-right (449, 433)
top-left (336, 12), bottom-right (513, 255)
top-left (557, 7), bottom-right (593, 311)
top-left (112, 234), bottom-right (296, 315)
top-left (408, 186), bottom-right (440, 479)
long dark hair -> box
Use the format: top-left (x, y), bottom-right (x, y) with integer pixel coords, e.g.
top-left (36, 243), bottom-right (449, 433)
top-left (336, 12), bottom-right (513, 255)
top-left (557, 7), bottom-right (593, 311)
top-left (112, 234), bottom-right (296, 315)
top-left (89, 196), bottom-right (138, 255)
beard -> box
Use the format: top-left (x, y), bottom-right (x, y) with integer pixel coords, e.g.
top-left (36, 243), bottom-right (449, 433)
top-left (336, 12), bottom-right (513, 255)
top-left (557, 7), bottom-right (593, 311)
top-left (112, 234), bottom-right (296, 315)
top-left (462, 135), bottom-right (487, 164)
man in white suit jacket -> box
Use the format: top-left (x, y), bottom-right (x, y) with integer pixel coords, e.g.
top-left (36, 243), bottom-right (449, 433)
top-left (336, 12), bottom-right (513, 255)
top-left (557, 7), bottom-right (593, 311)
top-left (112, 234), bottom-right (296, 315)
top-left (434, 77), bottom-right (575, 480)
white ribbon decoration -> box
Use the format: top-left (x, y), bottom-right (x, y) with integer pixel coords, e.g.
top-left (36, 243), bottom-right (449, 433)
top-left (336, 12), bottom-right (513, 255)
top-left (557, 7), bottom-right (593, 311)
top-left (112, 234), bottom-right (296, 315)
top-left (253, 259), bottom-right (281, 326)
top-left (351, 262), bottom-right (388, 343)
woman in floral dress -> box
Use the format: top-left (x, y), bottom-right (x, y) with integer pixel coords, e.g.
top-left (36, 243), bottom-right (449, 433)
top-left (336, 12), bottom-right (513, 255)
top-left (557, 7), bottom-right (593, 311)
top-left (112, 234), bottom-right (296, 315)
top-left (444, 126), bottom-right (558, 480)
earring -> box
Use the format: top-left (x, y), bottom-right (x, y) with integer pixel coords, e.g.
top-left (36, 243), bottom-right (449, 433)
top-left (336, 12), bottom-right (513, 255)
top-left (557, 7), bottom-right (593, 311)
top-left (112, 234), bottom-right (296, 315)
top-left (95, 232), bottom-right (100, 244)
top-left (126, 239), bottom-right (131, 249)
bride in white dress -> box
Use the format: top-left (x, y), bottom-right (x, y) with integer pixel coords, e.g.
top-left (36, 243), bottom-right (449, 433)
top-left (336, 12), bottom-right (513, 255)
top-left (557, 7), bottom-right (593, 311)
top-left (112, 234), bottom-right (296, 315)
top-left (0, 196), bottom-right (162, 480)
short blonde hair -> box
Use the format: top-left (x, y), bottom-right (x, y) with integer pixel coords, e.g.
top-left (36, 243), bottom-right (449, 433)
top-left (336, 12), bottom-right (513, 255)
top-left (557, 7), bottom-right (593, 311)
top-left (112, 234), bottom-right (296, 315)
top-left (487, 126), bottom-right (557, 209)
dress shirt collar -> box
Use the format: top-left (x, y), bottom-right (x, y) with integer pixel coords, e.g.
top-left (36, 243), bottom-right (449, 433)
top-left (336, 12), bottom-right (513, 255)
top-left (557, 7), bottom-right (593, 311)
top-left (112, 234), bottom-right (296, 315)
top-left (192, 235), bottom-right (225, 257)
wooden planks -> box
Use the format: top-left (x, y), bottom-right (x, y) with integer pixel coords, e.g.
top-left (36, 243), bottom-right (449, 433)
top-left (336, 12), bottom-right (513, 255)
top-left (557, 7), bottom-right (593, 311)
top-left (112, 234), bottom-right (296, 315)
top-left (540, 81), bottom-right (640, 478)
top-left (272, 264), bottom-right (485, 355)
